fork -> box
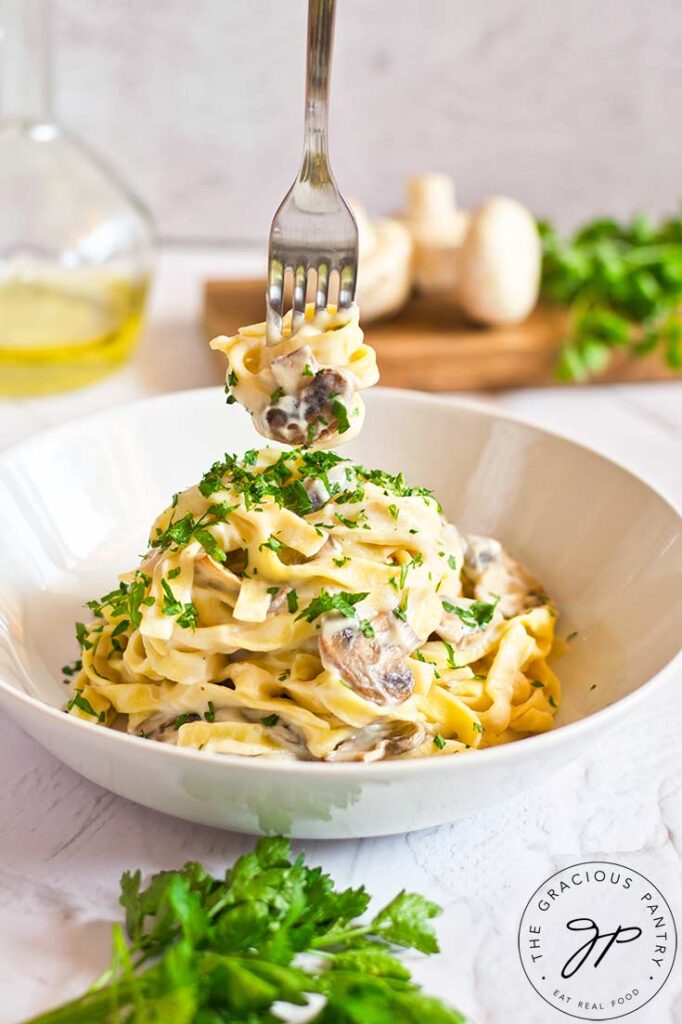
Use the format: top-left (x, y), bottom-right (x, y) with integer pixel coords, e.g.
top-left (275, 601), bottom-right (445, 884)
top-left (266, 0), bottom-right (358, 343)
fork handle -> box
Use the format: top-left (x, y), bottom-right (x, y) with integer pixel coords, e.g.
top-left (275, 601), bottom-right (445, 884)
top-left (303, 0), bottom-right (335, 161)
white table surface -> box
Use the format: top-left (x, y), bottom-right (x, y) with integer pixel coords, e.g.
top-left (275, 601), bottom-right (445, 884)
top-left (1, 247), bottom-right (681, 1024)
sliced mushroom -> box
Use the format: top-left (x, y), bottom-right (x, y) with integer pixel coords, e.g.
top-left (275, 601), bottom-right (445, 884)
top-left (463, 535), bottom-right (504, 580)
top-left (463, 535), bottom-right (547, 618)
top-left (135, 711), bottom-right (201, 742)
top-left (436, 595), bottom-right (504, 660)
top-left (263, 368), bottom-right (354, 447)
top-left (325, 720), bottom-right (426, 762)
top-left (319, 611), bottom-right (418, 705)
top-left (270, 344), bottom-right (318, 392)
top-left (268, 586), bottom-right (291, 614)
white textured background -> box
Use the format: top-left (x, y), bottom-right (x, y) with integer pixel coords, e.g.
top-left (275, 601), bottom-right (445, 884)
top-left (52, 0), bottom-right (682, 242)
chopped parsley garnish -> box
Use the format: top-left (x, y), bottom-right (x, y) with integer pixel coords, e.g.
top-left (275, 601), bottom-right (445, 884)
top-left (393, 595), bottom-right (408, 622)
top-left (75, 622), bottom-right (92, 650)
top-left (297, 589), bottom-right (369, 623)
top-left (548, 695), bottom-right (558, 708)
top-left (332, 555), bottom-right (351, 568)
top-left (447, 555), bottom-right (458, 571)
top-left (472, 721), bottom-right (484, 734)
top-left (167, 566), bottom-right (181, 579)
top-left (66, 690), bottom-right (105, 722)
top-left (443, 598), bottom-right (499, 629)
top-left (270, 386), bottom-right (284, 403)
top-left (204, 701), bottom-right (216, 723)
top-left (61, 659), bottom-right (82, 678)
top-left (260, 714), bottom-right (280, 727)
top-left (173, 714), bottom-right (195, 730)
top-left (224, 370), bottom-right (238, 404)
top-left (331, 399), bottom-right (350, 434)
top-left (194, 527), bottom-right (227, 563)
top-left (259, 535), bottom-right (283, 553)
top-left (531, 680), bottom-right (544, 688)
top-left (286, 589), bottom-right (299, 613)
top-left (280, 479), bottom-right (314, 516)
top-left (160, 579), bottom-right (198, 630)
top-left (359, 619), bottom-right (375, 639)
top-left (441, 639), bottom-right (458, 670)
top-left (433, 733), bottom-right (446, 750)
top-left (388, 504), bottom-right (399, 520)
top-left (335, 510), bottom-right (367, 529)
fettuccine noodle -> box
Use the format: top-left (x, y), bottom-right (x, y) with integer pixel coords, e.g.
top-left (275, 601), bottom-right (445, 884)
top-left (210, 303), bottom-right (378, 448)
top-left (67, 444), bottom-right (560, 761)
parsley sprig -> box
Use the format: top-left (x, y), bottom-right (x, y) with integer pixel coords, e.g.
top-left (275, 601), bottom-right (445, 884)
top-left (539, 214), bottom-right (682, 380)
top-left (21, 837), bottom-right (464, 1024)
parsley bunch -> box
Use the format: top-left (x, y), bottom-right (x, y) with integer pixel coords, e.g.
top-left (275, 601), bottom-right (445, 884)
top-left (539, 214), bottom-right (682, 380)
top-left (23, 836), bottom-right (465, 1024)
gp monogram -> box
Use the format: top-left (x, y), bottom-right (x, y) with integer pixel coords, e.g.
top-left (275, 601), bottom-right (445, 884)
top-left (518, 862), bottom-right (677, 1020)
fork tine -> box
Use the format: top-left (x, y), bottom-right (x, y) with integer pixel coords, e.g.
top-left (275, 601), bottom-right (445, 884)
top-left (266, 257), bottom-right (284, 343)
top-left (291, 263), bottom-right (308, 333)
top-left (338, 262), bottom-right (357, 309)
top-left (315, 261), bottom-right (329, 312)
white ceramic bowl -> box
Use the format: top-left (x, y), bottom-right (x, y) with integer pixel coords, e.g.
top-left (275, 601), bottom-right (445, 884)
top-left (0, 388), bottom-right (680, 839)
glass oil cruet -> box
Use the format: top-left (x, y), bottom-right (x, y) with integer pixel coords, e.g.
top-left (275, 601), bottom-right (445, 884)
top-left (0, 0), bottom-right (154, 396)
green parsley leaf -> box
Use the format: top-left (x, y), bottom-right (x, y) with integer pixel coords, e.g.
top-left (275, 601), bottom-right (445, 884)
top-left (204, 701), bottom-right (216, 723)
top-left (286, 590), bottom-right (299, 614)
top-left (193, 528), bottom-right (226, 563)
top-left (260, 714), bottom-right (279, 727)
top-left (441, 639), bottom-right (458, 670)
top-left (371, 890), bottom-right (442, 954)
top-left (66, 690), bottom-right (101, 719)
top-left (75, 622), bottom-right (92, 650)
top-left (447, 554), bottom-right (458, 571)
top-left (443, 598), bottom-right (498, 629)
top-left (433, 733), bottom-right (446, 750)
top-left (297, 589), bottom-right (369, 623)
top-left (331, 399), bottom-right (350, 434)
top-left (168, 566), bottom-right (181, 579)
top-left (259, 536), bottom-right (283, 553)
top-left (388, 504), bottom-right (399, 520)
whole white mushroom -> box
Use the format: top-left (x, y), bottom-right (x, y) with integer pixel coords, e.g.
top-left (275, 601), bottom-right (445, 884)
top-left (351, 200), bottom-right (413, 322)
top-left (457, 197), bottom-right (541, 326)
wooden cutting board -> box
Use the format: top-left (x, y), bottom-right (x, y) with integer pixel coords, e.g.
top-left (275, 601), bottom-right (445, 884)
top-left (204, 279), bottom-right (679, 391)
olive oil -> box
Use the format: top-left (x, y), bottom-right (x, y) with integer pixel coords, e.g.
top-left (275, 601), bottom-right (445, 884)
top-left (0, 271), bottom-right (149, 395)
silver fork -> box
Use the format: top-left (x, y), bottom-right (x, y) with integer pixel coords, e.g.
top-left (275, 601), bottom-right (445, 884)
top-left (266, 0), bottom-right (358, 343)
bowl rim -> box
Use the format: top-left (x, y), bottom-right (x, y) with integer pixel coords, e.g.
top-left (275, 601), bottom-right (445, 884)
top-left (0, 384), bottom-right (680, 780)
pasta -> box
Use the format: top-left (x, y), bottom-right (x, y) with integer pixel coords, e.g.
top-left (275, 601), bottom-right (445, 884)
top-left (66, 445), bottom-right (561, 761)
top-left (209, 303), bottom-right (378, 448)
